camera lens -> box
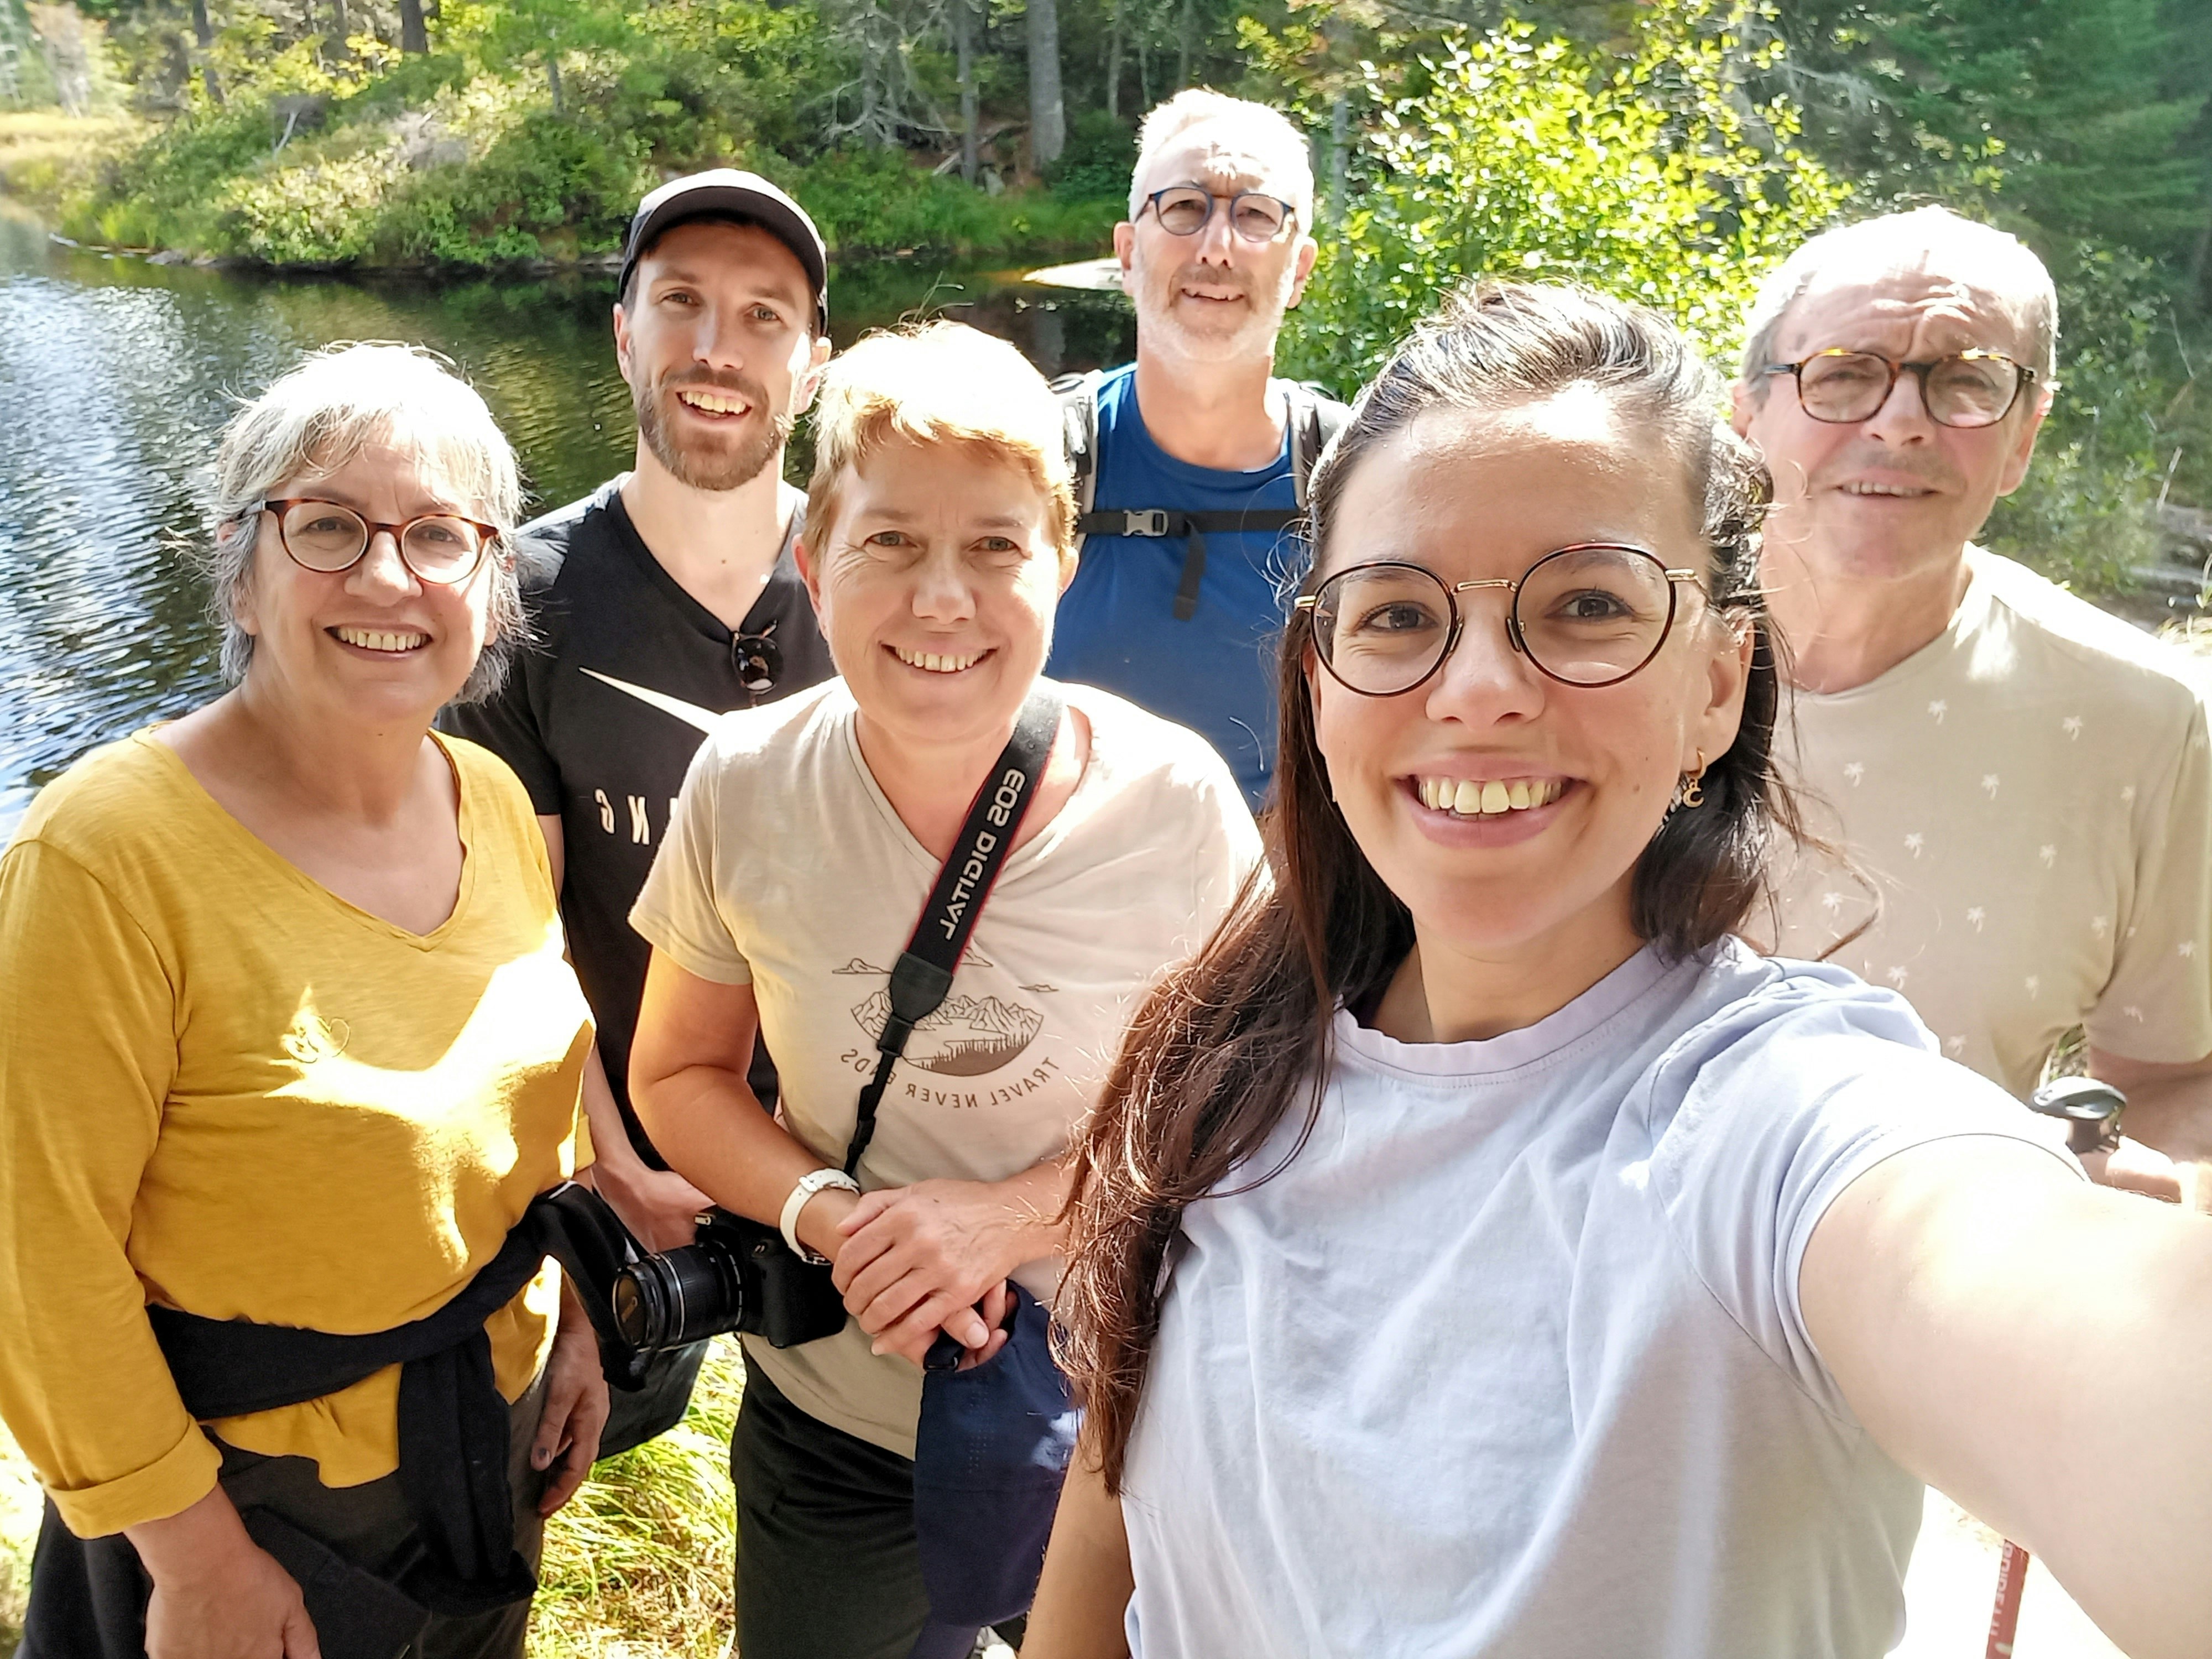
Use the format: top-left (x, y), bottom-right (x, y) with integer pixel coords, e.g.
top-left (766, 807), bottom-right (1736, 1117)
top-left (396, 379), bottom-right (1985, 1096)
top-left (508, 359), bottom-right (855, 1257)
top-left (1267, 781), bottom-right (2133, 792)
top-left (613, 1240), bottom-right (747, 1353)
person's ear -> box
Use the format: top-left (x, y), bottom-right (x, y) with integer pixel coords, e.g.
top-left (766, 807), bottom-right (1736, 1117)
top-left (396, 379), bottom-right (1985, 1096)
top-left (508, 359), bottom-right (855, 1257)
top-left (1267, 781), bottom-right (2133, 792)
top-left (1995, 382), bottom-right (2054, 499)
top-left (1113, 220), bottom-right (1136, 280)
top-left (612, 298), bottom-right (638, 389)
top-left (792, 332), bottom-right (833, 417)
top-left (1287, 233), bottom-right (1319, 308)
top-left (1689, 607), bottom-right (1755, 774)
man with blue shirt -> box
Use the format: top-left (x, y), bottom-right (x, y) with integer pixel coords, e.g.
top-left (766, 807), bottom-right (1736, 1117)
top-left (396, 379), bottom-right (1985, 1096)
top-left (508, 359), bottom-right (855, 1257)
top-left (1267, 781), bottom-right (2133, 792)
top-left (1047, 90), bottom-right (1342, 809)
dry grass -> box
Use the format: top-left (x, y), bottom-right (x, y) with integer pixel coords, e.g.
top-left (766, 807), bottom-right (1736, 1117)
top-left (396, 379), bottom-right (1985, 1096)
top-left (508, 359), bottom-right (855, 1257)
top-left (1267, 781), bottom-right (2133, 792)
top-left (0, 111), bottom-right (139, 217)
top-left (0, 1340), bottom-right (743, 1658)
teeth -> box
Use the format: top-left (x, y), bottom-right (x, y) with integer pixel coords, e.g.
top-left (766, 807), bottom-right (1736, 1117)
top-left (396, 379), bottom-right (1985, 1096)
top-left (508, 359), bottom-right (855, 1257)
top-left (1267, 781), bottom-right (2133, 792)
top-left (336, 627), bottom-right (426, 653)
top-left (1844, 482), bottom-right (1926, 497)
top-left (678, 389), bottom-right (750, 415)
top-left (1420, 776), bottom-right (1563, 817)
top-left (894, 645), bottom-right (982, 674)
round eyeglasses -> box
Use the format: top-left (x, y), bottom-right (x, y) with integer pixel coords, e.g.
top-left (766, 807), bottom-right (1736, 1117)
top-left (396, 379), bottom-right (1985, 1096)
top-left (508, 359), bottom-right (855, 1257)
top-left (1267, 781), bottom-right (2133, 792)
top-left (1762, 348), bottom-right (2037, 430)
top-left (259, 498), bottom-right (502, 585)
top-left (1296, 545), bottom-right (1704, 697)
top-left (1139, 186), bottom-right (1298, 243)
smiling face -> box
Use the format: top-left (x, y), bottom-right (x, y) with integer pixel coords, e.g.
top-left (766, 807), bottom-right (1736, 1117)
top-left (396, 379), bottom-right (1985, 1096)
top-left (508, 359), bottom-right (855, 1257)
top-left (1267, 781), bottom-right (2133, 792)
top-left (1310, 388), bottom-right (1752, 968)
top-left (799, 435), bottom-right (1074, 755)
top-left (1114, 117), bottom-right (1319, 366)
top-left (614, 218), bottom-right (829, 492)
top-left (233, 437), bottom-right (499, 727)
top-left (1732, 258), bottom-right (2050, 587)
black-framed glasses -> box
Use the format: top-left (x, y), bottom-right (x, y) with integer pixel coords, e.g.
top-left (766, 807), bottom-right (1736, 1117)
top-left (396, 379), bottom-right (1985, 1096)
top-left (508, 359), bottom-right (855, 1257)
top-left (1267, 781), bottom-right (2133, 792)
top-left (259, 498), bottom-right (501, 585)
top-left (1295, 545), bottom-right (1703, 697)
top-left (1139, 186), bottom-right (1298, 243)
top-left (1762, 348), bottom-right (2037, 429)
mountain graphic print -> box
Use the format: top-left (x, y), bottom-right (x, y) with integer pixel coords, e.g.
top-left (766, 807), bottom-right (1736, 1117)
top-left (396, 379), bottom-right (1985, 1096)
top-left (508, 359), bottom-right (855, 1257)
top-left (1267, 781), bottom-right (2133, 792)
top-left (849, 987), bottom-right (1046, 1076)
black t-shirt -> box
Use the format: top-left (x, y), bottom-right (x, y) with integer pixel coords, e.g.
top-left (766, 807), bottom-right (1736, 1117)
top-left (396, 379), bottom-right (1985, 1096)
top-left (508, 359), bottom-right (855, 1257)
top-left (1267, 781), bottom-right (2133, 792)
top-left (446, 477), bottom-right (834, 1161)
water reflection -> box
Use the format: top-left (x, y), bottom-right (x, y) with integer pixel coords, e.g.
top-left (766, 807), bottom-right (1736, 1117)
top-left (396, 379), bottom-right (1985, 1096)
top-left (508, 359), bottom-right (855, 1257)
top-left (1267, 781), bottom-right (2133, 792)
top-left (0, 213), bottom-right (1133, 834)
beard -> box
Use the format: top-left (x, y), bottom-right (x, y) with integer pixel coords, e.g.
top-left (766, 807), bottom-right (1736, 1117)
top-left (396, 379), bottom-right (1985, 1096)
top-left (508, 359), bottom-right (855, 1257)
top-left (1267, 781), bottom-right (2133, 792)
top-left (1129, 252), bottom-right (1292, 363)
top-left (635, 369), bottom-right (792, 492)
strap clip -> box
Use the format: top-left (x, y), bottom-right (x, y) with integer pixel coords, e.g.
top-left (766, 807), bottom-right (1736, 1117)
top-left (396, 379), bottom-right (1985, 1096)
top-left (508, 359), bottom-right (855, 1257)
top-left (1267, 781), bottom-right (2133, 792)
top-left (1121, 508), bottom-right (1172, 536)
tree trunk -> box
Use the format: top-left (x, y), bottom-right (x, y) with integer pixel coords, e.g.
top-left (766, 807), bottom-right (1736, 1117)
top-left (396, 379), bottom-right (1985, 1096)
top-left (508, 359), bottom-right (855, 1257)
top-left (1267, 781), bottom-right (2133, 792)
top-left (398, 0), bottom-right (427, 54)
top-left (545, 51), bottom-right (562, 113)
top-left (329, 0), bottom-right (348, 53)
top-left (190, 0), bottom-right (222, 104)
top-left (1027, 0), bottom-right (1064, 169)
top-left (1329, 93), bottom-right (1347, 219)
top-left (1106, 0), bottom-right (1121, 121)
top-left (1175, 0), bottom-right (1192, 92)
top-left (954, 0), bottom-right (978, 183)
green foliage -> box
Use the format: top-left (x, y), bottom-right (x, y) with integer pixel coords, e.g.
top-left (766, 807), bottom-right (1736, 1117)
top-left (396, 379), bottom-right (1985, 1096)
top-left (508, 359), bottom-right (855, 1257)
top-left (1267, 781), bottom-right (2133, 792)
top-left (1045, 107), bottom-right (1134, 201)
top-left (1265, 0), bottom-right (1853, 395)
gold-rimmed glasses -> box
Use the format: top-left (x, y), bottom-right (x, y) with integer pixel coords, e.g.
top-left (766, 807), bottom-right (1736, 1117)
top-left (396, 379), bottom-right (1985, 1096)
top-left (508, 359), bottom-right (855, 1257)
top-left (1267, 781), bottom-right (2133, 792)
top-left (1761, 348), bottom-right (2037, 429)
top-left (1296, 545), bottom-right (1704, 696)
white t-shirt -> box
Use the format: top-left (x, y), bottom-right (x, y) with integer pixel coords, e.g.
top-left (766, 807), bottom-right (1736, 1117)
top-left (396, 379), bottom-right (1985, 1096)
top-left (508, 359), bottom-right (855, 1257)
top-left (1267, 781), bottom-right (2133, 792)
top-left (632, 679), bottom-right (1260, 1456)
top-left (1121, 940), bottom-right (2069, 1659)
top-left (1766, 550), bottom-right (2212, 1097)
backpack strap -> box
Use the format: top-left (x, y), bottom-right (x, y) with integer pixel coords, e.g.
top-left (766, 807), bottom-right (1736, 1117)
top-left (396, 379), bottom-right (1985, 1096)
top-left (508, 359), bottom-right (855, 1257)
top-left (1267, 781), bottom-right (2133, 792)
top-left (1051, 371), bottom-right (1105, 556)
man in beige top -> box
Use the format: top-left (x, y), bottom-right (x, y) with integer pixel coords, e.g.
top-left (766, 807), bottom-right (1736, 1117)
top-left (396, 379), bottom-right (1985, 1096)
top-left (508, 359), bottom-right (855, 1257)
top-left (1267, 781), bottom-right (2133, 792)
top-left (1735, 206), bottom-right (2212, 1201)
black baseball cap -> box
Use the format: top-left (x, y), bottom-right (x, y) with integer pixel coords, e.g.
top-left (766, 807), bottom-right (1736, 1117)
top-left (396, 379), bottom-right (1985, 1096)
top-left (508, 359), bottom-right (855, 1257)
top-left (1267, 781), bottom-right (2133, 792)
top-left (618, 169), bottom-right (829, 332)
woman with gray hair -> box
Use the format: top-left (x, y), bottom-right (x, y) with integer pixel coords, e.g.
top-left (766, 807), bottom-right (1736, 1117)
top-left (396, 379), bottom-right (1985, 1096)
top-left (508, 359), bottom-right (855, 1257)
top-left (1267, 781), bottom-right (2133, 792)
top-left (0, 342), bottom-right (605, 1659)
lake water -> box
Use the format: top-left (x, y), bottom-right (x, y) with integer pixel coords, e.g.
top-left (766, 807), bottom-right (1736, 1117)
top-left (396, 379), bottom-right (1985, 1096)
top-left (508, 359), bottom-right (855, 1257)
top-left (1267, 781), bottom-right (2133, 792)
top-left (0, 212), bottom-right (1134, 836)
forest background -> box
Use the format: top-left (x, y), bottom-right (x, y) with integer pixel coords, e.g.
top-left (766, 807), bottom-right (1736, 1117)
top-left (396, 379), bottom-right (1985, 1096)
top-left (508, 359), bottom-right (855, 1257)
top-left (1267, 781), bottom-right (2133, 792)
top-left (0, 0), bottom-right (2209, 586)
top-left (0, 0), bottom-right (2209, 1648)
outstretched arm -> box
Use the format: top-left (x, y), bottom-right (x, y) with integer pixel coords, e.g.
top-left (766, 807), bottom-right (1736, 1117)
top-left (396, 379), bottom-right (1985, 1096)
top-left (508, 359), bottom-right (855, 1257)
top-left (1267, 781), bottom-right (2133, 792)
top-left (1023, 1441), bottom-right (1135, 1659)
top-left (1801, 1136), bottom-right (2212, 1658)
top-left (2088, 1045), bottom-right (2212, 1212)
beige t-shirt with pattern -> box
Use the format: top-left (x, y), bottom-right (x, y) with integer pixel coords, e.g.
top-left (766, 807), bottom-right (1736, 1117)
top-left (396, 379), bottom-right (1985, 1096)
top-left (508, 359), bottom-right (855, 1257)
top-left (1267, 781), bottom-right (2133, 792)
top-left (631, 679), bottom-right (1261, 1457)
top-left (1762, 549), bottom-right (2212, 1099)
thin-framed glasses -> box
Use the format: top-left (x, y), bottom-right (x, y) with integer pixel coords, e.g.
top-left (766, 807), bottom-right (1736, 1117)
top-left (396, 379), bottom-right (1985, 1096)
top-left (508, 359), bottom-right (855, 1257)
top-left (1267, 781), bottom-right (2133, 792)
top-left (1139, 186), bottom-right (1298, 243)
top-left (259, 498), bottom-right (501, 585)
top-left (1294, 545), bottom-right (1703, 697)
top-left (1762, 348), bottom-right (2037, 429)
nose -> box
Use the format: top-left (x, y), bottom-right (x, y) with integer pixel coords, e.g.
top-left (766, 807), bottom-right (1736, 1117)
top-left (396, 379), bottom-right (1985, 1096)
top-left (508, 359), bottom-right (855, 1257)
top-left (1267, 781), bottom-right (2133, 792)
top-left (692, 301), bottom-right (749, 374)
top-left (910, 549), bottom-right (978, 624)
top-left (1422, 593), bottom-right (1546, 724)
top-left (347, 528), bottom-right (420, 598)
top-left (1860, 363), bottom-right (1936, 443)
top-left (1193, 197), bottom-right (1240, 264)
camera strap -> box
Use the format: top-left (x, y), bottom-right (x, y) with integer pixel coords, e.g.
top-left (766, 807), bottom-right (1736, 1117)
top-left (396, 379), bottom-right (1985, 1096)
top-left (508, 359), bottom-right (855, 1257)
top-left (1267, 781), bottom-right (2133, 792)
top-left (843, 686), bottom-right (1067, 1177)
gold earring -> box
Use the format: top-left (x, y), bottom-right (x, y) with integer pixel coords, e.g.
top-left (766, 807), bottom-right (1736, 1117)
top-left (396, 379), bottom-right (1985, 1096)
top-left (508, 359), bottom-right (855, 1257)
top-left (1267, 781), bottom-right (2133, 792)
top-left (1679, 749), bottom-right (1707, 810)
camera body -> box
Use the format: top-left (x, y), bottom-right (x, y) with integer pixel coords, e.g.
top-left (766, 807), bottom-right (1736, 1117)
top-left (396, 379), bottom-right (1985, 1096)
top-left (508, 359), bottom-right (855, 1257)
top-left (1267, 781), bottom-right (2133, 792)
top-left (612, 1207), bottom-right (850, 1354)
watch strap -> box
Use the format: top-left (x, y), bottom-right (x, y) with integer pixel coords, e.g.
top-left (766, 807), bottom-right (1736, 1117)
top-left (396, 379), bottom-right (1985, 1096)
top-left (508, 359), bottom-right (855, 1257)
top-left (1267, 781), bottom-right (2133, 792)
top-left (781, 1168), bottom-right (860, 1264)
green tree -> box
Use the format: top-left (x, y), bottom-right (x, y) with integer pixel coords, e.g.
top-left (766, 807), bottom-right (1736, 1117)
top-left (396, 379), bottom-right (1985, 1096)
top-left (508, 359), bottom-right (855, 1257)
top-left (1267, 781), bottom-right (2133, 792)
top-left (1261, 0), bottom-right (1853, 394)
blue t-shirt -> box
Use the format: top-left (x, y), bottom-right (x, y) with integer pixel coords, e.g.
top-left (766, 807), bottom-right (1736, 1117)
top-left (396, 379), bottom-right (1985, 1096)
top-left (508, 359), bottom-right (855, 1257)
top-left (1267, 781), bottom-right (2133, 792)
top-left (1045, 364), bottom-right (1305, 808)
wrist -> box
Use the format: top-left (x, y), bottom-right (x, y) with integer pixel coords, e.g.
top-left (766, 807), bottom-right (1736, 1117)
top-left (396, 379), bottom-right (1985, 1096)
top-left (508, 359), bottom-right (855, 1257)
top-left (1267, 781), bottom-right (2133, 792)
top-left (795, 1185), bottom-right (862, 1263)
top-left (125, 1485), bottom-right (251, 1583)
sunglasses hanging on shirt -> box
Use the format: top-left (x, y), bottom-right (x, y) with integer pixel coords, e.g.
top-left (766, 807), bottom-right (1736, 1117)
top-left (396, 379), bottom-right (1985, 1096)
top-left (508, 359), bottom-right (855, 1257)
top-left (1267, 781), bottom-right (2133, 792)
top-left (732, 620), bottom-right (782, 696)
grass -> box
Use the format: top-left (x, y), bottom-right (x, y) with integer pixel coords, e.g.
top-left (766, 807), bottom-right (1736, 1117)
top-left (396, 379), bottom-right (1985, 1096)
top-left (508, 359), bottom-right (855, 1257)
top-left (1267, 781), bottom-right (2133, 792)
top-left (0, 112), bottom-right (141, 221)
top-left (0, 1337), bottom-right (745, 1656)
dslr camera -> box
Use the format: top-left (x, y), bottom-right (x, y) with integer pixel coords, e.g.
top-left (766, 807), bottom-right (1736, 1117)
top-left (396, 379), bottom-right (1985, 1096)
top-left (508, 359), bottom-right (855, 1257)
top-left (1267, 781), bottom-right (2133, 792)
top-left (611, 1207), bottom-right (849, 1354)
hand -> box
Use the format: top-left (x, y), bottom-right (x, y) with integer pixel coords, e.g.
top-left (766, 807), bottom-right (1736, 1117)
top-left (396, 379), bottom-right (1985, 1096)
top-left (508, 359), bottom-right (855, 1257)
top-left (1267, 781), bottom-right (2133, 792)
top-left (2079, 1134), bottom-right (2187, 1204)
top-left (534, 1281), bottom-right (610, 1514)
top-left (128, 1487), bottom-right (320, 1659)
top-left (832, 1180), bottom-right (1035, 1365)
top-left (588, 1155), bottom-right (712, 1254)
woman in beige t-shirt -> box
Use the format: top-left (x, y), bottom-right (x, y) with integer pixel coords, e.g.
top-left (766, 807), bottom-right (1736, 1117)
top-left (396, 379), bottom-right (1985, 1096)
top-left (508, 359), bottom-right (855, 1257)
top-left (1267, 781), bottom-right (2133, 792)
top-left (628, 323), bottom-right (1260, 1659)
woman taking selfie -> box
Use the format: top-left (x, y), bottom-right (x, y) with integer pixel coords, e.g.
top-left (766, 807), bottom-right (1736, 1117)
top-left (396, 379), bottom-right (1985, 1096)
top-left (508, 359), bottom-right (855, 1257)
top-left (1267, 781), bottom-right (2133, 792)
top-left (0, 343), bottom-right (604, 1659)
top-left (1026, 283), bottom-right (2212, 1659)
top-left (627, 321), bottom-right (1258, 1659)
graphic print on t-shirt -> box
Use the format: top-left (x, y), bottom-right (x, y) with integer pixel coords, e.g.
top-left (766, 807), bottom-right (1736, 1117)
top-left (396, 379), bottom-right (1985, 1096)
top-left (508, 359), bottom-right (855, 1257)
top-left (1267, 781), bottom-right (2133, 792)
top-left (833, 955), bottom-right (1047, 1075)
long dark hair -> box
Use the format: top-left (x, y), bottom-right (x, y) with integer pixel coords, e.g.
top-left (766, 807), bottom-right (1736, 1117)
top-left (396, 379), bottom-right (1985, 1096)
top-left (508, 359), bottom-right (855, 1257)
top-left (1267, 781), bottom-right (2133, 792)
top-left (1056, 280), bottom-right (1804, 1490)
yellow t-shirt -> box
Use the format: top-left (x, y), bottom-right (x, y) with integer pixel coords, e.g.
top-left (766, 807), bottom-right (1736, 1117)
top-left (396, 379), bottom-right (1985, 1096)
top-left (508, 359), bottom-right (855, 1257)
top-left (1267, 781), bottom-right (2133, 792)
top-left (0, 729), bottom-right (594, 1538)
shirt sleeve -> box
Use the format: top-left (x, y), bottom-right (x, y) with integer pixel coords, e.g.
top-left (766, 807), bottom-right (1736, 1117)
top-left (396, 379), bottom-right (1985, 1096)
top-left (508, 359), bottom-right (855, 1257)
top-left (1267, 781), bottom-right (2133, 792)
top-left (629, 731), bottom-right (753, 985)
top-left (0, 841), bottom-right (223, 1536)
top-left (2084, 696), bottom-right (2212, 1064)
top-left (1185, 749), bottom-right (1265, 938)
top-left (442, 592), bottom-right (561, 815)
top-left (1645, 973), bottom-right (2076, 1422)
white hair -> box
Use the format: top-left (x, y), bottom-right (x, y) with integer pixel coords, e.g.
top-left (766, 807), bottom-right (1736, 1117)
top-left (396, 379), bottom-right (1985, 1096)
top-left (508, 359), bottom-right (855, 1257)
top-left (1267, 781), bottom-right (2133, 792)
top-left (1128, 89), bottom-right (1315, 228)
top-left (1739, 205), bottom-right (2058, 388)
top-left (200, 342), bottom-right (533, 703)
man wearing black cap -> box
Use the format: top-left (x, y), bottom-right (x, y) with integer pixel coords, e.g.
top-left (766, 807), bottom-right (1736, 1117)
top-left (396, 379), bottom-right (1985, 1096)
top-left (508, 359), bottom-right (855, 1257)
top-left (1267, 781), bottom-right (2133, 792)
top-left (447, 169), bottom-right (836, 1454)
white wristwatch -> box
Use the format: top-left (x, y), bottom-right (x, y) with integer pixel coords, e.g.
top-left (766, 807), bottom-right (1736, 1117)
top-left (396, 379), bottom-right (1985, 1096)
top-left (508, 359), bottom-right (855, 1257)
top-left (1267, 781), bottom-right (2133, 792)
top-left (780, 1167), bottom-right (862, 1265)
